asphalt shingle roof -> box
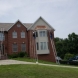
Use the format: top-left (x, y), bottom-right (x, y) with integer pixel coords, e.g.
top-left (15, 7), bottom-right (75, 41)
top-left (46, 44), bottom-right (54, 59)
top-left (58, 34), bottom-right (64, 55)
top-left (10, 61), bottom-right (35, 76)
top-left (0, 23), bottom-right (33, 31)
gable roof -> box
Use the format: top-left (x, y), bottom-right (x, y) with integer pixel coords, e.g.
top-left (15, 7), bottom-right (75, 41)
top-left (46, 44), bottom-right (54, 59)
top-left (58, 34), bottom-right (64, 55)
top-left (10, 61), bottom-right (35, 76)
top-left (0, 17), bottom-right (55, 31)
top-left (27, 16), bottom-right (55, 31)
top-left (0, 20), bottom-right (33, 31)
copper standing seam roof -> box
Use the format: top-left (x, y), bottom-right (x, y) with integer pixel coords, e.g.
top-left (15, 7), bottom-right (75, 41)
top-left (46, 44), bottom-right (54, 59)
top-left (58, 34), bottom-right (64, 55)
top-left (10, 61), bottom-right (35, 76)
top-left (0, 23), bottom-right (33, 31)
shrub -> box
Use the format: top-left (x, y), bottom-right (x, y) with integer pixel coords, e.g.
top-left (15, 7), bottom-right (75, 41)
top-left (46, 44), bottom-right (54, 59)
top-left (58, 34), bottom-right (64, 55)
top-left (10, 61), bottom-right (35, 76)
top-left (18, 52), bottom-right (27, 57)
top-left (64, 53), bottom-right (74, 60)
top-left (8, 54), bottom-right (18, 58)
top-left (8, 52), bottom-right (28, 58)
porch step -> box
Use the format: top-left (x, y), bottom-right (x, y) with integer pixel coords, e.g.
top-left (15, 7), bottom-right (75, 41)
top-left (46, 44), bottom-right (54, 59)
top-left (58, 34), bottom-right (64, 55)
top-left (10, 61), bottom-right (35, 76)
top-left (0, 55), bottom-right (8, 60)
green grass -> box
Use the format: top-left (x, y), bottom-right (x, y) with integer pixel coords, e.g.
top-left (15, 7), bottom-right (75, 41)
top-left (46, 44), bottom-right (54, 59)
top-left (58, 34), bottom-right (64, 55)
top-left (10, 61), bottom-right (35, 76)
top-left (12, 57), bottom-right (56, 64)
top-left (0, 64), bottom-right (78, 78)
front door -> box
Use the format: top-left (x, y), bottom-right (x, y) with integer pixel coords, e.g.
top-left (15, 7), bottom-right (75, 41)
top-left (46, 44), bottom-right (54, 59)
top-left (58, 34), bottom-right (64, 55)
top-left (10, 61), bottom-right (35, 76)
top-left (0, 44), bottom-right (4, 55)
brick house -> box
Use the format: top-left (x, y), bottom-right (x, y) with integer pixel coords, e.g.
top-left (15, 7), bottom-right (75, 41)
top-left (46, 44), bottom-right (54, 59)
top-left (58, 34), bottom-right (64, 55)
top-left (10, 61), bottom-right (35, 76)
top-left (0, 17), bottom-right (57, 62)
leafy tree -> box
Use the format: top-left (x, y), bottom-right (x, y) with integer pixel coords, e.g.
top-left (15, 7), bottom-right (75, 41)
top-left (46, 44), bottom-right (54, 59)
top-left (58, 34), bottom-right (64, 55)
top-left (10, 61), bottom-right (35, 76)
top-left (54, 32), bottom-right (78, 59)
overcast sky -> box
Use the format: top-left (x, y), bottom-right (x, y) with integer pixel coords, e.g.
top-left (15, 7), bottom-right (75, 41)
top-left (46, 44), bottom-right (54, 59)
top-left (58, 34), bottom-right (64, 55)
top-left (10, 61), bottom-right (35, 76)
top-left (0, 0), bottom-right (78, 38)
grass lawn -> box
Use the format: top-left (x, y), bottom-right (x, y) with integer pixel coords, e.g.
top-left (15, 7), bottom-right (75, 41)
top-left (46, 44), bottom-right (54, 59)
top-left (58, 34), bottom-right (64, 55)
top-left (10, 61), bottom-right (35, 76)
top-left (0, 64), bottom-right (78, 78)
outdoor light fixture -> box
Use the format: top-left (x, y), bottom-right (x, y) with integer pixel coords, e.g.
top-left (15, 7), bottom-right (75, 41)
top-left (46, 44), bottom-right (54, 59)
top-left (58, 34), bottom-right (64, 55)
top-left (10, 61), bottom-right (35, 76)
top-left (33, 31), bottom-right (36, 39)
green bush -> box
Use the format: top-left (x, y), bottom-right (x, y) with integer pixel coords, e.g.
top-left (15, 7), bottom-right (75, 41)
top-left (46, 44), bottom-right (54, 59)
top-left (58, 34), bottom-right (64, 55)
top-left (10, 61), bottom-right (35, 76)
top-left (64, 53), bottom-right (74, 60)
top-left (8, 52), bottom-right (28, 58)
top-left (18, 52), bottom-right (26, 57)
top-left (8, 54), bottom-right (18, 58)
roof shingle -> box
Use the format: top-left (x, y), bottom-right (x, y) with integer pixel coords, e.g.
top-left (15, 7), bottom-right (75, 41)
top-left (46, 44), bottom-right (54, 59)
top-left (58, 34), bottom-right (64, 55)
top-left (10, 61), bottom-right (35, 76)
top-left (0, 23), bottom-right (33, 31)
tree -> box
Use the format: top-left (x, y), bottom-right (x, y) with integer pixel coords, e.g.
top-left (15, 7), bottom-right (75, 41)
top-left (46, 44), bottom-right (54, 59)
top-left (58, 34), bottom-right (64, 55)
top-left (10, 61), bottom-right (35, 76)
top-left (54, 32), bottom-right (78, 59)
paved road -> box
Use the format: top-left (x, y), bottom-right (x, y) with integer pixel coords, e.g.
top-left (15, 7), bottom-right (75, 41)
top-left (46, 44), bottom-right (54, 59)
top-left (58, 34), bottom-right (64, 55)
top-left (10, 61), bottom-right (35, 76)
top-left (0, 59), bottom-right (78, 69)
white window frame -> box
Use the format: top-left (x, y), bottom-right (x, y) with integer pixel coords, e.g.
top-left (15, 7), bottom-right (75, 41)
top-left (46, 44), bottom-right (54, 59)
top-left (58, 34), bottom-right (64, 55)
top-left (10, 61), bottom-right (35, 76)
top-left (21, 31), bottom-right (25, 38)
top-left (12, 44), bottom-right (18, 52)
top-left (40, 42), bottom-right (47, 50)
top-left (39, 30), bottom-right (46, 37)
top-left (12, 31), bottom-right (17, 38)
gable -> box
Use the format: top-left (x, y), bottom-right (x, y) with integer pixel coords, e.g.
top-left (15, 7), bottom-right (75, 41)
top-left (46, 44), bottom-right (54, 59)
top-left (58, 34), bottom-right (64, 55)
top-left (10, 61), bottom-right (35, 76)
top-left (8, 20), bottom-right (27, 31)
top-left (28, 17), bottom-right (55, 31)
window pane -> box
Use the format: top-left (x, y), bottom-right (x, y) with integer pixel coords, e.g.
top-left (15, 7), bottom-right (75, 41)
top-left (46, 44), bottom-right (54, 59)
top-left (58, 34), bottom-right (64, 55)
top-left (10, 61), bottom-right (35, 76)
top-left (36, 42), bottom-right (39, 50)
top-left (43, 31), bottom-right (45, 37)
top-left (40, 42), bottom-right (48, 50)
top-left (12, 32), bottom-right (17, 38)
top-left (44, 42), bottom-right (46, 50)
top-left (12, 44), bottom-right (18, 52)
top-left (21, 32), bottom-right (25, 38)
top-left (0, 33), bottom-right (5, 41)
top-left (21, 43), bottom-right (26, 52)
top-left (47, 42), bottom-right (49, 49)
top-left (39, 31), bottom-right (46, 37)
top-left (39, 31), bottom-right (42, 37)
top-left (40, 42), bottom-right (43, 50)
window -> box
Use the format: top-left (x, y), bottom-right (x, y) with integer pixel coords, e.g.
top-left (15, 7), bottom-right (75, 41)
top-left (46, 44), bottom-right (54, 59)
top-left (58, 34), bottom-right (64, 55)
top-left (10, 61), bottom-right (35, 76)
top-left (0, 33), bottom-right (5, 41)
top-left (12, 31), bottom-right (17, 38)
top-left (40, 42), bottom-right (47, 50)
top-left (36, 42), bottom-right (39, 50)
top-left (21, 31), bottom-right (25, 38)
top-left (12, 44), bottom-right (18, 52)
top-left (17, 24), bottom-right (21, 27)
top-left (39, 31), bottom-right (46, 37)
top-left (47, 42), bottom-right (49, 49)
top-left (21, 43), bottom-right (26, 52)
top-left (36, 31), bottom-right (38, 37)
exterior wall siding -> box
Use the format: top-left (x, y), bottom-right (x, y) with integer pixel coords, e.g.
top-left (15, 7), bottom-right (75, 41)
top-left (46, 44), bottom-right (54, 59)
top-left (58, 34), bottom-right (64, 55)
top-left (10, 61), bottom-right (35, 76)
top-left (1, 20), bottom-right (56, 62)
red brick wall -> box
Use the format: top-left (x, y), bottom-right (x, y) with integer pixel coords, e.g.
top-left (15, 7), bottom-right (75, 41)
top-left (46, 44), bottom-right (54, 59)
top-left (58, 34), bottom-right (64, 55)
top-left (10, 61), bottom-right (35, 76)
top-left (3, 22), bottom-right (56, 62)
top-left (7, 21), bottom-right (28, 54)
top-left (28, 30), bottom-right (36, 58)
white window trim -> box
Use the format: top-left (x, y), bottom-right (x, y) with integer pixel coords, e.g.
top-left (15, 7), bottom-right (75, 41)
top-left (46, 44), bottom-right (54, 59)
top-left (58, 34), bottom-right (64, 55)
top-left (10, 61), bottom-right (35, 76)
top-left (40, 42), bottom-right (47, 50)
top-left (21, 31), bottom-right (25, 38)
top-left (39, 30), bottom-right (47, 37)
top-left (12, 31), bottom-right (17, 38)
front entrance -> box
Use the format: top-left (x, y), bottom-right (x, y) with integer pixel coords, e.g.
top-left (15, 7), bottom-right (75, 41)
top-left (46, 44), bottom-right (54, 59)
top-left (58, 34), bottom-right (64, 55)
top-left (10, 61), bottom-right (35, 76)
top-left (0, 44), bottom-right (5, 59)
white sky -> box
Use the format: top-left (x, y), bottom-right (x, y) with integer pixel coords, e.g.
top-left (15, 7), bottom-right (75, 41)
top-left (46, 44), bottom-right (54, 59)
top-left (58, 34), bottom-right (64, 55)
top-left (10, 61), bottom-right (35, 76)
top-left (0, 0), bottom-right (78, 38)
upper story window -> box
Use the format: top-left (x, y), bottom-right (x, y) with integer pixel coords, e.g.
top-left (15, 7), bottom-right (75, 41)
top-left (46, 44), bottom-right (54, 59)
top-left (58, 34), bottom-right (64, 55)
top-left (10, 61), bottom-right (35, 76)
top-left (0, 33), bottom-right (5, 41)
top-left (21, 31), bottom-right (25, 38)
top-left (17, 24), bottom-right (21, 27)
top-left (12, 31), bottom-right (17, 38)
top-left (39, 31), bottom-right (46, 37)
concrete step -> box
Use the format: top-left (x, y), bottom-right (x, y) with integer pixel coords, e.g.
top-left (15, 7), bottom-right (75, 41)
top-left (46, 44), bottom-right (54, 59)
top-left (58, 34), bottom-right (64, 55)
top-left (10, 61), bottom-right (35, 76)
top-left (0, 54), bottom-right (8, 60)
